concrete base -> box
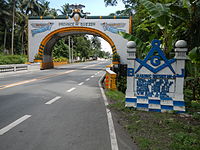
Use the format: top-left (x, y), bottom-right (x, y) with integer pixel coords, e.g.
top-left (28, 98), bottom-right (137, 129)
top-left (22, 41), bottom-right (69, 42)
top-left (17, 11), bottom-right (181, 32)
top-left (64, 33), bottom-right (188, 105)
top-left (40, 62), bottom-right (54, 70)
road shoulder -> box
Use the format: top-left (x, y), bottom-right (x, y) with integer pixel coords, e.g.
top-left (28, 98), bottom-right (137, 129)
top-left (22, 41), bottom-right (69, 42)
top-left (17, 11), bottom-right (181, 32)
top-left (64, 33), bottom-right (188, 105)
top-left (99, 74), bottom-right (138, 150)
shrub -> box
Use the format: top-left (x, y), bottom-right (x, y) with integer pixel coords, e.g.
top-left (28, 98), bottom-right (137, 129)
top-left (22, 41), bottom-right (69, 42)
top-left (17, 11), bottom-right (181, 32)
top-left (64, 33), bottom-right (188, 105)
top-left (0, 54), bottom-right (27, 65)
top-left (53, 57), bottom-right (68, 62)
top-left (117, 76), bottom-right (127, 93)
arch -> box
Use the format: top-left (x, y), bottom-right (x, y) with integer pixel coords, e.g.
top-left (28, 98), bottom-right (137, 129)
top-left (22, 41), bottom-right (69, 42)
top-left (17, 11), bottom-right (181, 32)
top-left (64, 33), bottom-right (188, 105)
top-left (37, 27), bottom-right (118, 69)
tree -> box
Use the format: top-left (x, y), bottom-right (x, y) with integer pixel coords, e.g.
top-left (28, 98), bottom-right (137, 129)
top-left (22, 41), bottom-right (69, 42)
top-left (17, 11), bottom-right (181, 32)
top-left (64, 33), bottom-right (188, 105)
top-left (52, 38), bottom-right (69, 58)
top-left (74, 36), bottom-right (91, 61)
top-left (0, 0), bottom-right (12, 53)
top-left (20, 0), bottom-right (43, 16)
top-left (58, 3), bottom-right (72, 15)
top-left (108, 0), bottom-right (200, 56)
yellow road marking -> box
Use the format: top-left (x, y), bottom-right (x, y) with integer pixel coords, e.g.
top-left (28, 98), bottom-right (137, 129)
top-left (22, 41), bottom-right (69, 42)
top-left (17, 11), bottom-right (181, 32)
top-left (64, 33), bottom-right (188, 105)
top-left (0, 63), bottom-right (100, 90)
top-left (0, 70), bottom-right (75, 90)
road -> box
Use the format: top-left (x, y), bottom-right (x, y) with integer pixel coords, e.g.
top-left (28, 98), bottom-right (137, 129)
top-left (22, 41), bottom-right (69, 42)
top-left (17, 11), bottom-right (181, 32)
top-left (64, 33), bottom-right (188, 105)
top-left (0, 60), bottom-right (136, 150)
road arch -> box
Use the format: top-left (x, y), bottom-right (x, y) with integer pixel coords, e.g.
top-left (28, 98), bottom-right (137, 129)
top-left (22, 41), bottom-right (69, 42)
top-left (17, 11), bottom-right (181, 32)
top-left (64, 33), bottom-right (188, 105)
top-left (39, 27), bottom-right (117, 69)
top-left (28, 7), bottom-right (131, 69)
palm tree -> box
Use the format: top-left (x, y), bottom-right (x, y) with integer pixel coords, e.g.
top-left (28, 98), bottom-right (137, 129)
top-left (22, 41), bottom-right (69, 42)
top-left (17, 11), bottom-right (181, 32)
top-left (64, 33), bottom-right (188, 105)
top-left (39, 0), bottom-right (50, 16)
top-left (58, 3), bottom-right (71, 15)
top-left (15, 11), bottom-right (28, 54)
top-left (0, 0), bottom-right (12, 53)
top-left (20, 0), bottom-right (42, 16)
top-left (48, 8), bottom-right (58, 17)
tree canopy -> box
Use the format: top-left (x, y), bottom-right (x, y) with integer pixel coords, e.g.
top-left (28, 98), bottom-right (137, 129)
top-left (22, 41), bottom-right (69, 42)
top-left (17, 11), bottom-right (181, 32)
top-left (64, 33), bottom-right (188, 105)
top-left (0, 0), bottom-right (110, 60)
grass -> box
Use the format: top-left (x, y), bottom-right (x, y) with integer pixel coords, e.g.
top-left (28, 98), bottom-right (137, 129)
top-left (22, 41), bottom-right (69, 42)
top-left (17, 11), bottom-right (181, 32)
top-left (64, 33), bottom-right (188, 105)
top-left (105, 89), bottom-right (200, 150)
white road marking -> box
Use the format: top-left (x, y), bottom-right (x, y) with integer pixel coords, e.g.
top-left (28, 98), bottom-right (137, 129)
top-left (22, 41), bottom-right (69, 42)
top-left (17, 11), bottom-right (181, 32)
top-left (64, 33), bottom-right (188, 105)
top-left (91, 75), bottom-right (94, 78)
top-left (67, 87), bottom-right (76, 93)
top-left (45, 96), bottom-right (61, 105)
top-left (98, 74), bottom-right (119, 150)
top-left (78, 82), bottom-right (84, 86)
top-left (82, 64), bottom-right (97, 68)
top-left (0, 115), bottom-right (31, 135)
top-left (64, 70), bottom-right (75, 74)
top-left (86, 78), bottom-right (90, 81)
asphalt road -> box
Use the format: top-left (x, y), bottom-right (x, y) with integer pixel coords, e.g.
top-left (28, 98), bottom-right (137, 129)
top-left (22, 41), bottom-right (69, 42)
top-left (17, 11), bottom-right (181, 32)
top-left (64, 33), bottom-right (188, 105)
top-left (0, 60), bottom-right (136, 150)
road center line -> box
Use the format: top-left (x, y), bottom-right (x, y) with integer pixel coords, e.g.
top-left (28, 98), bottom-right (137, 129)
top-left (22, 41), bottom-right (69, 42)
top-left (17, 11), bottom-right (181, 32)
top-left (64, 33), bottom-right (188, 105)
top-left (0, 70), bottom-right (76, 90)
top-left (45, 96), bottom-right (61, 105)
top-left (67, 87), bottom-right (76, 93)
top-left (0, 115), bottom-right (31, 135)
top-left (3, 79), bottom-right (38, 88)
top-left (98, 74), bottom-right (119, 150)
top-left (82, 64), bottom-right (98, 68)
top-left (0, 63), bottom-right (101, 90)
top-left (78, 82), bottom-right (84, 86)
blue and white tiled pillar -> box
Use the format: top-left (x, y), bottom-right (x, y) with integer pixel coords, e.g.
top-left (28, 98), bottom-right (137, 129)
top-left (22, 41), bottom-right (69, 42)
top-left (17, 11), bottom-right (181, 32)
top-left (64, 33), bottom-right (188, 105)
top-left (173, 40), bottom-right (188, 112)
top-left (125, 41), bottom-right (137, 107)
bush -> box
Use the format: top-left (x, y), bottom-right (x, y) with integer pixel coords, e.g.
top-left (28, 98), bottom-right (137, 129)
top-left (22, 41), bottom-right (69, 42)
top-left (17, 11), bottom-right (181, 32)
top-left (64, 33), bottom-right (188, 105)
top-left (117, 76), bottom-right (127, 93)
top-left (0, 54), bottom-right (27, 65)
top-left (53, 57), bottom-right (68, 62)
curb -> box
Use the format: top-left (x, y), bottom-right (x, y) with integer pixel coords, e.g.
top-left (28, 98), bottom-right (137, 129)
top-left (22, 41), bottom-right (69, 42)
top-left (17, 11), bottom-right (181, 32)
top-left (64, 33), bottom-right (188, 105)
top-left (98, 73), bottom-right (119, 150)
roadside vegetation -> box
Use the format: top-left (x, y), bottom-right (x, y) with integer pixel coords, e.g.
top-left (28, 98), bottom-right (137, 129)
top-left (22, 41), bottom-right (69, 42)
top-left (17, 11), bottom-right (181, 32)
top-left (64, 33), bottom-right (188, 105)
top-left (53, 57), bottom-right (68, 63)
top-left (105, 0), bottom-right (200, 149)
top-left (0, 53), bottom-right (27, 65)
top-left (52, 35), bottom-right (110, 63)
top-left (105, 90), bottom-right (200, 150)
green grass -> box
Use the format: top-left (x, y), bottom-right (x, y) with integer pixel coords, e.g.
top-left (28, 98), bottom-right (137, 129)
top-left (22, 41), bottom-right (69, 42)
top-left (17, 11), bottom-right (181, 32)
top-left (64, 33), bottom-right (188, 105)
top-left (105, 89), bottom-right (125, 101)
top-left (105, 90), bottom-right (200, 150)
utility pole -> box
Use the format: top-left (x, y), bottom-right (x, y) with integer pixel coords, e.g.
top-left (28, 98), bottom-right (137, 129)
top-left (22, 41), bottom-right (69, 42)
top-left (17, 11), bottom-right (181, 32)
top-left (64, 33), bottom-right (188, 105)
top-left (11, 0), bottom-right (15, 55)
top-left (72, 37), bottom-right (74, 63)
top-left (68, 36), bottom-right (71, 63)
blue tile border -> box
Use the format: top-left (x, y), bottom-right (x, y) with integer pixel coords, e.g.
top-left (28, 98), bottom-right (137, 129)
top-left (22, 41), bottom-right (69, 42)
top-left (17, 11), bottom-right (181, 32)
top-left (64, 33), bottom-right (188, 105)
top-left (137, 96), bottom-right (148, 99)
top-left (161, 105), bottom-right (173, 110)
top-left (137, 103), bottom-right (148, 108)
top-left (149, 109), bottom-right (161, 112)
top-left (125, 97), bottom-right (185, 112)
top-left (149, 100), bottom-right (160, 104)
top-left (173, 101), bottom-right (185, 106)
top-left (126, 98), bottom-right (137, 103)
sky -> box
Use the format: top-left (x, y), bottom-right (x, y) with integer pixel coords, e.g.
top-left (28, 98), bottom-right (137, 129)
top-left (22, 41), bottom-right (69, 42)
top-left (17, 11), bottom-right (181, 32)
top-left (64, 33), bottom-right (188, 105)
top-left (48, 0), bottom-right (126, 53)
top-left (48, 0), bottom-right (125, 16)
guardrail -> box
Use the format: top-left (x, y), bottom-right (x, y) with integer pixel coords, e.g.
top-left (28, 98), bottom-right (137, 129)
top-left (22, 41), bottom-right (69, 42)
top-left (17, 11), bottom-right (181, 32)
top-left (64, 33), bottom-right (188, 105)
top-left (0, 64), bottom-right (28, 73)
top-left (104, 68), bottom-right (117, 90)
